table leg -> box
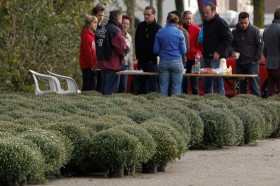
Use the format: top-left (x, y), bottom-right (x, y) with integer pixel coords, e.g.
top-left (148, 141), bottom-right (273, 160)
top-left (132, 76), bottom-right (139, 95)
top-left (233, 78), bottom-right (237, 96)
top-left (233, 78), bottom-right (241, 96)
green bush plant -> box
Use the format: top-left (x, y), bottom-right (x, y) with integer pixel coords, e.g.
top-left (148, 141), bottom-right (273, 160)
top-left (231, 107), bottom-right (263, 144)
top-left (242, 105), bottom-right (269, 138)
top-left (156, 109), bottom-right (191, 145)
top-left (266, 101), bottom-right (280, 137)
top-left (143, 121), bottom-right (186, 159)
top-left (157, 102), bottom-right (204, 147)
top-left (127, 105), bottom-right (155, 124)
top-left (267, 94), bottom-right (280, 101)
top-left (199, 107), bottom-right (239, 148)
top-left (144, 92), bottom-right (162, 100)
top-left (84, 115), bottom-right (136, 132)
top-left (89, 129), bottom-right (141, 178)
top-left (113, 124), bottom-right (156, 175)
top-left (0, 121), bottom-right (30, 134)
top-left (141, 122), bottom-right (178, 173)
top-left (230, 94), bottom-right (261, 106)
top-left (0, 135), bottom-right (45, 186)
top-left (199, 99), bottom-right (229, 109)
top-left (146, 117), bottom-right (189, 144)
top-left (19, 128), bottom-right (72, 175)
top-left (183, 108), bottom-right (204, 147)
top-left (184, 100), bottom-right (213, 112)
top-left (251, 101), bottom-right (279, 136)
top-left (46, 122), bottom-right (91, 171)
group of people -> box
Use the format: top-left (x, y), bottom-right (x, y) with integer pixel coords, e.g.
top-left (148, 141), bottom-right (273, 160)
top-left (79, 6), bottom-right (133, 95)
top-left (79, 2), bottom-right (280, 97)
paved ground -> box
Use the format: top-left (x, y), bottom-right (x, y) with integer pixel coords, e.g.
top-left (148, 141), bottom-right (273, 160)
top-left (34, 139), bottom-right (280, 186)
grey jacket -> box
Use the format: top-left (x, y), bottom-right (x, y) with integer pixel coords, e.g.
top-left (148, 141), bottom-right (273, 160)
top-left (263, 19), bottom-right (280, 70)
top-left (231, 23), bottom-right (263, 65)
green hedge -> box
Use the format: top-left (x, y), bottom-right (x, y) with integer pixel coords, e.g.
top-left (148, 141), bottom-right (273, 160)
top-left (46, 122), bottom-right (91, 168)
top-left (142, 122), bottom-right (178, 171)
top-left (231, 107), bottom-right (263, 144)
top-left (0, 135), bottom-right (45, 185)
top-left (19, 128), bottom-right (72, 175)
top-left (89, 129), bottom-right (141, 177)
top-left (113, 124), bottom-right (156, 164)
top-left (252, 101), bottom-right (280, 136)
top-left (199, 108), bottom-right (240, 148)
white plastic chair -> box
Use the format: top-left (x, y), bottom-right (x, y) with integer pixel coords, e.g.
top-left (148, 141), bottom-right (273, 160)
top-left (29, 70), bottom-right (59, 95)
top-left (47, 71), bottom-right (81, 94)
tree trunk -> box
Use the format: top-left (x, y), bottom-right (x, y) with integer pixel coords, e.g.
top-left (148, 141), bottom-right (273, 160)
top-left (108, 165), bottom-right (124, 178)
top-left (175, 0), bottom-right (184, 14)
top-left (125, 0), bottom-right (136, 60)
top-left (0, 0), bottom-right (10, 23)
top-left (150, 0), bottom-right (154, 7)
top-left (157, 0), bottom-right (163, 26)
top-left (253, 0), bottom-right (264, 28)
top-left (157, 163), bottom-right (167, 172)
top-left (142, 163), bottom-right (158, 173)
top-left (126, 0), bottom-right (135, 31)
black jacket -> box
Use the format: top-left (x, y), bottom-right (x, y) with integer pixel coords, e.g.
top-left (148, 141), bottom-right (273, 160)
top-left (203, 14), bottom-right (233, 59)
top-left (231, 23), bottom-right (263, 65)
top-left (95, 19), bottom-right (127, 70)
top-left (135, 20), bottom-right (161, 64)
top-left (263, 19), bottom-right (280, 70)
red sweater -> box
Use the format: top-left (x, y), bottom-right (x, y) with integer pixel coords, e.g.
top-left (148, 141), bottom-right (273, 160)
top-left (79, 29), bottom-right (96, 69)
top-left (183, 24), bottom-right (202, 61)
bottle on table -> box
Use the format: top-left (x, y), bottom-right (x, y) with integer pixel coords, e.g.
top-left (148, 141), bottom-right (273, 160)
top-left (226, 65), bottom-right (232, 75)
top-left (194, 52), bottom-right (201, 72)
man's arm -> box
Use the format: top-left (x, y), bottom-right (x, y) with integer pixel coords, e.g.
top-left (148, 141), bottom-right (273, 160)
top-left (111, 31), bottom-right (127, 56)
top-left (216, 20), bottom-right (233, 58)
top-left (254, 28), bottom-right (264, 61)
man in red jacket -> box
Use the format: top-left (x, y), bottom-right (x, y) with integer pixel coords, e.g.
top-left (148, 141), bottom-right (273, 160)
top-left (79, 15), bottom-right (98, 91)
top-left (182, 10), bottom-right (202, 95)
top-left (95, 10), bottom-right (128, 95)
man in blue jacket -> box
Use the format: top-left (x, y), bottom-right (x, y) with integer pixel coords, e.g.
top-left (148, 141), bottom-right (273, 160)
top-left (202, 2), bottom-right (233, 95)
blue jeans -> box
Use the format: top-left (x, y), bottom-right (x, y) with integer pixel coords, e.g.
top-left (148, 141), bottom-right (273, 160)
top-left (159, 60), bottom-right (183, 96)
top-left (236, 63), bottom-right (260, 97)
top-left (101, 70), bottom-right (119, 95)
top-left (117, 65), bottom-right (128, 93)
top-left (201, 59), bottom-right (225, 96)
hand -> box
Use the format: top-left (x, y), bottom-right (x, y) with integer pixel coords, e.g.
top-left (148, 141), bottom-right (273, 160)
top-left (213, 52), bottom-right (220, 60)
top-left (129, 65), bottom-right (134, 70)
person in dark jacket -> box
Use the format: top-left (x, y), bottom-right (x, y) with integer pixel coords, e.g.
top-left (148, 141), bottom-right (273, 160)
top-left (135, 6), bottom-right (161, 94)
top-left (202, 2), bottom-right (233, 96)
top-left (92, 5), bottom-right (105, 29)
top-left (95, 10), bottom-right (127, 95)
top-left (263, 6), bottom-right (280, 97)
top-left (230, 12), bottom-right (263, 97)
top-left (92, 5), bottom-right (105, 92)
top-left (79, 15), bottom-right (98, 91)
